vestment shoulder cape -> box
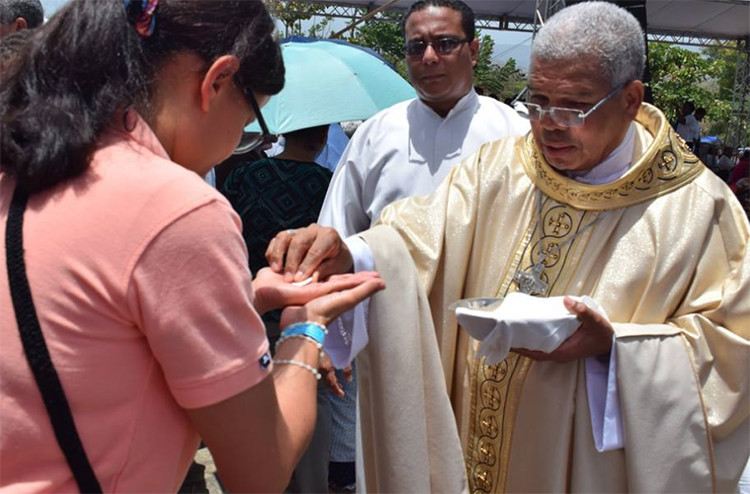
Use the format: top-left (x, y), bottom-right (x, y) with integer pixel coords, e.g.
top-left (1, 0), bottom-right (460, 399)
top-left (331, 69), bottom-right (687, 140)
top-left (356, 104), bottom-right (750, 493)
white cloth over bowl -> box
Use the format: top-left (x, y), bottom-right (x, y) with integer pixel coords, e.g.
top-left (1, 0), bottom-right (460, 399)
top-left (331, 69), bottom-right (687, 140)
top-left (455, 292), bottom-right (606, 365)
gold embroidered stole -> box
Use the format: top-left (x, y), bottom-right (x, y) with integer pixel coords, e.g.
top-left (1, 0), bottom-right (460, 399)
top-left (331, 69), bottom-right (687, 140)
top-left (465, 198), bottom-right (603, 493)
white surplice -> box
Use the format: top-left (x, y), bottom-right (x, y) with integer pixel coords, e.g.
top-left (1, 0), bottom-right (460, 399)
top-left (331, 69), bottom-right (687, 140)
top-left (318, 89), bottom-right (529, 235)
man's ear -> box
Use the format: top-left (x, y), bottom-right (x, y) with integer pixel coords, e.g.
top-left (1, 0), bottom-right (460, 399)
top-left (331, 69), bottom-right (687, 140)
top-left (469, 38), bottom-right (479, 67)
top-left (623, 80), bottom-right (645, 120)
top-left (199, 55), bottom-right (241, 113)
top-left (13, 17), bottom-right (27, 32)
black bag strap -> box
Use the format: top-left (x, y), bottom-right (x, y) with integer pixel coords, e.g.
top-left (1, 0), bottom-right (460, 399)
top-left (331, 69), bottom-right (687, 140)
top-left (5, 186), bottom-right (103, 494)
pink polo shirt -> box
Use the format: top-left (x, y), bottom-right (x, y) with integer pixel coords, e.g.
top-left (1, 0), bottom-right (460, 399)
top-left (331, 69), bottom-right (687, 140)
top-left (0, 116), bottom-right (271, 492)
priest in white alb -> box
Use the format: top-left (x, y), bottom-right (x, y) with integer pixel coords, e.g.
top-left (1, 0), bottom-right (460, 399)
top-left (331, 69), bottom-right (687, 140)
top-left (266, 2), bottom-right (750, 492)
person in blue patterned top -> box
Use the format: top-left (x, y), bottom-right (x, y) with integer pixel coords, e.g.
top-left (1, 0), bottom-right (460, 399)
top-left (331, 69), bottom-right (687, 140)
top-left (221, 123), bottom-right (335, 493)
top-left (222, 124), bottom-right (332, 318)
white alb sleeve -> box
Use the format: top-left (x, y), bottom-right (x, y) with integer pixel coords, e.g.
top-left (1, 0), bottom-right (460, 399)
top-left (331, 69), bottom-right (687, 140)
top-left (585, 334), bottom-right (624, 451)
top-left (323, 235), bottom-right (374, 368)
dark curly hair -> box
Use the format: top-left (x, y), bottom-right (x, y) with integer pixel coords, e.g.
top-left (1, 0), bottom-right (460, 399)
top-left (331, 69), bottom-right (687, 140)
top-left (0, 0), bottom-right (285, 194)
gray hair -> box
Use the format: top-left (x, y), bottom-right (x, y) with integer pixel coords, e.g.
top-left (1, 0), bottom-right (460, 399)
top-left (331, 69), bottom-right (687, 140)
top-left (531, 1), bottom-right (645, 87)
top-left (0, 0), bottom-right (44, 28)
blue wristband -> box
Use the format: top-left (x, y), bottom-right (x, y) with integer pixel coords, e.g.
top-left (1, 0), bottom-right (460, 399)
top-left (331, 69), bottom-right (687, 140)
top-left (280, 322), bottom-right (327, 346)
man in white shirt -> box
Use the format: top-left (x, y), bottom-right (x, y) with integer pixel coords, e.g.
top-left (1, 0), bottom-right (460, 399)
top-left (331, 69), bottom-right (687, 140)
top-left (318, 0), bottom-right (528, 235)
top-left (675, 101), bottom-right (701, 150)
top-left (316, 2), bottom-right (527, 491)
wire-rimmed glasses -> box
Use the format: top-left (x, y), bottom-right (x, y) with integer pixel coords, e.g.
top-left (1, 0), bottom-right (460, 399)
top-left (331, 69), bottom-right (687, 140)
top-left (511, 82), bottom-right (628, 128)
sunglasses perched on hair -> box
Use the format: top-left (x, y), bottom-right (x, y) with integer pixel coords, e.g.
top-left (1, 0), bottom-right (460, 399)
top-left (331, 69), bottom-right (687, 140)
top-left (234, 86), bottom-right (276, 155)
top-left (511, 82), bottom-right (628, 128)
top-left (404, 36), bottom-right (471, 57)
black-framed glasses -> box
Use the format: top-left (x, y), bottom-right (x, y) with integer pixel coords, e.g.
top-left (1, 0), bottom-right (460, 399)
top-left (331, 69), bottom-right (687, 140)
top-left (511, 82), bottom-right (628, 128)
top-left (234, 86), bottom-right (276, 155)
top-left (404, 36), bottom-right (471, 57)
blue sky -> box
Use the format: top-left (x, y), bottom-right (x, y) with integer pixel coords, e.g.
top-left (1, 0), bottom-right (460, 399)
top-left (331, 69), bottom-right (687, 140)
top-left (41, 0), bottom-right (67, 16)
top-left (41, 0), bottom-right (533, 69)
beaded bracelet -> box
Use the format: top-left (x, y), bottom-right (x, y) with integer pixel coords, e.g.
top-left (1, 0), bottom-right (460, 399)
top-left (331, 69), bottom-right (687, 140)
top-left (274, 359), bottom-right (322, 380)
top-left (280, 321), bottom-right (328, 346)
top-left (275, 334), bottom-right (326, 361)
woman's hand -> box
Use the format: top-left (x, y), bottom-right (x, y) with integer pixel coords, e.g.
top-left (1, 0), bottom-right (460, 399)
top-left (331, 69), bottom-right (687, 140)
top-left (252, 267), bottom-right (373, 315)
top-left (279, 271), bottom-right (384, 329)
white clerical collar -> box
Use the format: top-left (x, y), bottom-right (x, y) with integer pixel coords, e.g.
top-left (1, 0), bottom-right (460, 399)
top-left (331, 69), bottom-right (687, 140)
top-left (417, 89), bottom-right (477, 120)
top-left (567, 122), bottom-right (636, 185)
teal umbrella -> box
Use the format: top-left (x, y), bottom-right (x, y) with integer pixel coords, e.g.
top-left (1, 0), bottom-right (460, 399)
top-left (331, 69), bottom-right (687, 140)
top-left (245, 37), bottom-right (416, 135)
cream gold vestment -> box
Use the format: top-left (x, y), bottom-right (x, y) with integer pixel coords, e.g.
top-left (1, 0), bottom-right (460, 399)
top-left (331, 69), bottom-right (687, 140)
top-left (356, 104), bottom-right (750, 492)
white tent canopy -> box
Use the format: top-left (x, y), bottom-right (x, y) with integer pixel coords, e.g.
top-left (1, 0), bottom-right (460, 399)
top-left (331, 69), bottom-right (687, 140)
top-left (308, 0), bottom-right (750, 41)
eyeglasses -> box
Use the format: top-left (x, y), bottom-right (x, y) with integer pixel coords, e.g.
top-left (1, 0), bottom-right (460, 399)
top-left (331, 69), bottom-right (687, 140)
top-left (404, 37), bottom-right (471, 57)
top-left (511, 82), bottom-right (628, 128)
top-left (234, 85), bottom-right (276, 155)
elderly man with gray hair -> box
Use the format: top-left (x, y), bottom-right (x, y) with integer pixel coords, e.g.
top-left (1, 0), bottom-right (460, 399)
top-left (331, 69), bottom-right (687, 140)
top-left (266, 2), bottom-right (750, 492)
top-left (0, 0), bottom-right (43, 37)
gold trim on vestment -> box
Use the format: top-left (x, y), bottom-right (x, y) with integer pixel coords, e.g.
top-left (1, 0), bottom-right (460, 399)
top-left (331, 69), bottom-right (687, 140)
top-left (465, 198), bottom-right (536, 493)
top-left (520, 104), bottom-right (704, 211)
top-left (466, 353), bottom-right (531, 493)
top-left (465, 198), bottom-right (604, 493)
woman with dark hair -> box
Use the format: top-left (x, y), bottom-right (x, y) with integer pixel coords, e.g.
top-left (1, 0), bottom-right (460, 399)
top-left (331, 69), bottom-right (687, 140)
top-left (0, 1), bottom-right (383, 492)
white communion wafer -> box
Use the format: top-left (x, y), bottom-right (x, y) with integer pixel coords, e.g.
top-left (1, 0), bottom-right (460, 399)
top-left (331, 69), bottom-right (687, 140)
top-left (292, 276), bottom-right (314, 287)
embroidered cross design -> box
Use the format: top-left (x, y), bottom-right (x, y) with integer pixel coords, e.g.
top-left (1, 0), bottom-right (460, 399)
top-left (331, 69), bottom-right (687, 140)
top-left (542, 242), bottom-right (560, 263)
top-left (479, 440), bottom-right (496, 464)
top-left (548, 213), bottom-right (571, 235)
top-left (482, 387), bottom-right (502, 409)
top-left (481, 415), bottom-right (499, 437)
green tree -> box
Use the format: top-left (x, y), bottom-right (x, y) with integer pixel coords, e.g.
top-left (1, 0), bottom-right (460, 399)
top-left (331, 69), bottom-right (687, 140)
top-left (347, 10), bottom-right (407, 81)
top-left (473, 34), bottom-right (497, 91)
top-left (495, 58), bottom-right (527, 101)
top-left (473, 35), bottom-right (526, 101)
top-left (702, 43), bottom-right (748, 145)
top-left (267, 1), bottom-right (323, 37)
top-left (647, 42), bottom-right (731, 130)
top-left (306, 16), bottom-right (333, 38)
